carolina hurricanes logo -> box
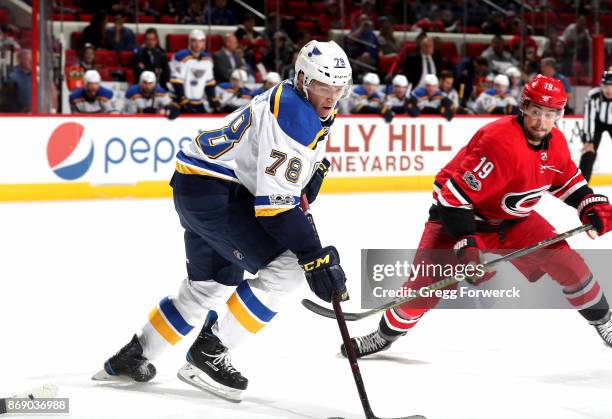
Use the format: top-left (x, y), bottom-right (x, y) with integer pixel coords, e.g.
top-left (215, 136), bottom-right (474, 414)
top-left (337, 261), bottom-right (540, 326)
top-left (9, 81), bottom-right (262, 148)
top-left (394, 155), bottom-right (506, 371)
top-left (501, 186), bottom-right (550, 217)
top-left (541, 95), bottom-right (551, 102)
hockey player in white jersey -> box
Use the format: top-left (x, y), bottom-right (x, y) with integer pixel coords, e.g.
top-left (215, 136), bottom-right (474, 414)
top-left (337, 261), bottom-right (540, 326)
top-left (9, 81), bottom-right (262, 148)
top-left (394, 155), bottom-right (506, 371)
top-left (95, 40), bottom-right (352, 401)
top-left (170, 29), bottom-right (220, 113)
top-left (123, 70), bottom-right (179, 119)
top-left (217, 68), bottom-right (252, 112)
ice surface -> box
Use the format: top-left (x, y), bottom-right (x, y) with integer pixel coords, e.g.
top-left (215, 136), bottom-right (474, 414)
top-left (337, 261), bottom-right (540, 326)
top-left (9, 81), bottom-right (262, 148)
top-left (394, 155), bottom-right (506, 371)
top-left (1, 189), bottom-right (612, 419)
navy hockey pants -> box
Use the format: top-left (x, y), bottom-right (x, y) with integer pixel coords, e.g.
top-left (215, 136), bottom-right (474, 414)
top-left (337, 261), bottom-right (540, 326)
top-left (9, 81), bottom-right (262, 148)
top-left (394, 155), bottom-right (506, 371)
top-left (172, 178), bottom-right (287, 286)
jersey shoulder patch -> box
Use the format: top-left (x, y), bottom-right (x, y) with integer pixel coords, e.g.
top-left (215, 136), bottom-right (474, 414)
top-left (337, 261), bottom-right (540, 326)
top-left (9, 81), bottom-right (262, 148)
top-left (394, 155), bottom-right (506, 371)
top-left (69, 88), bottom-right (85, 101)
top-left (174, 49), bottom-right (191, 62)
top-left (125, 84), bottom-right (140, 99)
top-left (269, 82), bottom-right (323, 149)
top-left (353, 85), bottom-right (367, 96)
top-left (97, 86), bottom-right (114, 99)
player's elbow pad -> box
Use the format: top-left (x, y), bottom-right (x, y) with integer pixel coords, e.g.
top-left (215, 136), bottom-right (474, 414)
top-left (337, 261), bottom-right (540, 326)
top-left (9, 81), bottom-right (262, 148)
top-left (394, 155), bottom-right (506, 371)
top-left (435, 203), bottom-right (477, 238)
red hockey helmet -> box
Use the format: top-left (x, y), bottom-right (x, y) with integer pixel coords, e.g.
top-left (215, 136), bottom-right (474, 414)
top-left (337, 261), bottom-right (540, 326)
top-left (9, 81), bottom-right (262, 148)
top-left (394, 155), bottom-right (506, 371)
top-left (521, 74), bottom-right (567, 110)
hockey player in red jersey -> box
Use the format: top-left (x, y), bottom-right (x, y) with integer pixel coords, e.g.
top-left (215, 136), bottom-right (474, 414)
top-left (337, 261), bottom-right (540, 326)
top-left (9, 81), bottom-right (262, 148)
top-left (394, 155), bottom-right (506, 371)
top-left (344, 74), bottom-right (612, 358)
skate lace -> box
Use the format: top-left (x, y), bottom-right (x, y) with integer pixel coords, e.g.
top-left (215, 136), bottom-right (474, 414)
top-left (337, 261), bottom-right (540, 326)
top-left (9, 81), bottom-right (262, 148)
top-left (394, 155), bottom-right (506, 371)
top-left (355, 332), bottom-right (388, 354)
top-left (596, 319), bottom-right (612, 343)
top-left (210, 349), bottom-right (240, 376)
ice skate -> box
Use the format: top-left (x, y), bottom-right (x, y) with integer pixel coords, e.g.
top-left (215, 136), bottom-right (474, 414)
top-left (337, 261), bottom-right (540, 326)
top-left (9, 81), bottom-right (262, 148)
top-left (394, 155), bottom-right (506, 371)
top-left (92, 334), bottom-right (156, 382)
top-left (340, 329), bottom-right (395, 358)
top-left (591, 311), bottom-right (612, 348)
top-left (177, 330), bottom-right (248, 402)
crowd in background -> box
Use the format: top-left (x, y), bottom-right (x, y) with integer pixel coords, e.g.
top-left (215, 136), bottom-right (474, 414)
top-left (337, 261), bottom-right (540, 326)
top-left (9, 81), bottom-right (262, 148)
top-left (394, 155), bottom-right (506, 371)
top-left (0, 0), bottom-right (609, 116)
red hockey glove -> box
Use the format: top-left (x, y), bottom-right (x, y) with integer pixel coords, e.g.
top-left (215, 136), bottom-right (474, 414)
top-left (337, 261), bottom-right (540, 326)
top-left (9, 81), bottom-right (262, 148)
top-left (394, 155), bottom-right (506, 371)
top-left (453, 235), bottom-right (496, 285)
top-left (578, 194), bottom-right (612, 239)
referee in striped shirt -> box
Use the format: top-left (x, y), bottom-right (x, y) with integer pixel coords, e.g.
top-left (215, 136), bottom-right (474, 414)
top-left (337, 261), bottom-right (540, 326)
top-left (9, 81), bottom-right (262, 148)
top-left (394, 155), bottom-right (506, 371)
top-left (580, 70), bottom-right (612, 182)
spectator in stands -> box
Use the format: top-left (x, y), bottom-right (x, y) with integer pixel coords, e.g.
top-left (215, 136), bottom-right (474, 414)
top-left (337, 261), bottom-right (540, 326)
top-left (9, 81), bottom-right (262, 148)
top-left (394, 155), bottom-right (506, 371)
top-left (217, 69), bottom-right (252, 113)
top-left (505, 66), bottom-right (522, 103)
top-left (7, 49), bottom-right (32, 112)
top-left (263, 31), bottom-right (293, 74)
top-left (234, 13), bottom-right (267, 68)
top-left (547, 39), bottom-right (574, 77)
top-left (203, 0), bottom-right (237, 25)
top-left (403, 35), bottom-right (441, 88)
top-left (124, 71), bottom-right (179, 119)
top-left (481, 11), bottom-right (508, 35)
top-left (69, 70), bottom-right (115, 113)
top-left (170, 29), bottom-right (219, 114)
top-left (263, 13), bottom-right (291, 48)
top-left (180, 0), bottom-right (205, 24)
top-left (382, 74), bottom-right (411, 122)
top-left (409, 74), bottom-right (454, 120)
top-left (213, 34), bottom-right (247, 83)
top-left (78, 11), bottom-right (111, 50)
top-left (346, 13), bottom-right (379, 77)
top-left (540, 57), bottom-right (573, 112)
top-left (440, 8), bottom-right (459, 33)
top-left (250, 72), bottom-right (281, 96)
top-left (66, 43), bottom-right (98, 91)
top-left (350, 72), bottom-right (383, 114)
top-left (562, 12), bottom-right (591, 74)
top-left (473, 74), bottom-right (517, 115)
top-left (454, 55), bottom-right (490, 109)
top-left (439, 70), bottom-right (459, 111)
top-left (294, 30), bottom-right (311, 53)
top-left (0, 25), bottom-right (20, 52)
top-left (350, 0), bottom-right (379, 29)
top-left (378, 19), bottom-right (399, 56)
top-left (480, 34), bottom-right (517, 74)
top-left (107, 10), bottom-right (136, 52)
top-left (133, 28), bottom-right (171, 90)
top-left (319, 0), bottom-right (345, 35)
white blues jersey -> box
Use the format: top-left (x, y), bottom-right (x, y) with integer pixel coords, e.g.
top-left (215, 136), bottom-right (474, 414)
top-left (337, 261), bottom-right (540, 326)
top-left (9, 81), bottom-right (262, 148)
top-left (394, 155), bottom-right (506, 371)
top-left (176, 80), bottom-right (334, 217)
top-left (473, 88), bottom-right (518, 114)
top-left (69, 86), bottom-right (115, 114)
top-left (170, 48), bottom-right (216, 102)
top-left (217, 82), bottom-right (253, 111)
top-left (123, 84), bottom-right (172, 113)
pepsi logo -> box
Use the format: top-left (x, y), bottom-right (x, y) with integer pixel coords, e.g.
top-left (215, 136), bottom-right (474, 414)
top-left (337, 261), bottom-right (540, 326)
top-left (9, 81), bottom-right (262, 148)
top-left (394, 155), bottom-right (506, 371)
top-left (47, 122), bottom-right (94, 180)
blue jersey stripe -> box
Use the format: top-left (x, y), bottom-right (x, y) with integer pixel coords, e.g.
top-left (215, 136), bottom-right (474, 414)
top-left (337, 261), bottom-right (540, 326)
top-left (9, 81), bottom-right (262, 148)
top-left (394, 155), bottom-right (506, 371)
top-left (236, 281), bottom-right (277, 323)
top-left (159, 296), bottom-right (194, 336)
top-left (176, 150), bottom-right (238, 179)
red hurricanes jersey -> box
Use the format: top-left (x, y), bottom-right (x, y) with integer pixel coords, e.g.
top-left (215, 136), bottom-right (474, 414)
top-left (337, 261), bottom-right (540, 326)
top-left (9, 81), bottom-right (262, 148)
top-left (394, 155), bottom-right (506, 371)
top-left (434, 116), bottom-right (587, 221)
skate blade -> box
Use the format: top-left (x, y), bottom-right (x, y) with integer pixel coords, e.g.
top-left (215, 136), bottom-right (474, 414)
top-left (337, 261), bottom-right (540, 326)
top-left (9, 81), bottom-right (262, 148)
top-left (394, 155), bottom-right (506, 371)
top-left (177, 363), bottom-right (243, 403)
top-left (91, 369), bottom-right (134, 382)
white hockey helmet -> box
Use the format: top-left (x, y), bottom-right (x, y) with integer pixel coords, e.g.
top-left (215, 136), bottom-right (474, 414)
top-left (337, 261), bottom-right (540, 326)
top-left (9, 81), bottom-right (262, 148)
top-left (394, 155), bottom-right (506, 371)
top-left (494, 74), bottom-right (510, 87)
top-left (392, 74), bottom-right (409, 87)
top-left (139, 70), bottom-right (156, 84)
top-left (294, 40), bottom-right (352, 99)
top-left (84, 69), bottom-right (101, 84)
top-left (231, 69), bottom-right (248, 83)
top-left (363, 72), bottom-right (380, 86)
top-left (189, 29), bottom-right (206, 41)
top-left (264, 71), bottom-right (281, 84)
top-left (424, 74), bottom-right (439, 86)
top-left (505, 67), bottom-right (521, 79)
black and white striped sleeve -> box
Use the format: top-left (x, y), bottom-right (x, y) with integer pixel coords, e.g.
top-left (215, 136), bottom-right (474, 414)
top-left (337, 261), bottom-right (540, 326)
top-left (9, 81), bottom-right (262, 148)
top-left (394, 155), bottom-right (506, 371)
top-left (583, 89), bottom-right (599, 143)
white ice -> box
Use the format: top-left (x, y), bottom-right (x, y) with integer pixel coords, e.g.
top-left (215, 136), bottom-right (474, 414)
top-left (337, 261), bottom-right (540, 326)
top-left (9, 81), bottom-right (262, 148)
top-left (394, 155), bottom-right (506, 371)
top-left (2, 189), bottom-right (612, 419)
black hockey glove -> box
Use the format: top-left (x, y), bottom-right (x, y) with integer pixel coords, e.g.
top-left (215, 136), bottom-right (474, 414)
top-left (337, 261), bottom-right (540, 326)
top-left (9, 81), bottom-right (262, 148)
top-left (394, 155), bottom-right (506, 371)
top-left (301, 158), bottom-right (330, 204)
top-left (383, 109), bottom-right (394, 123)
top-left (165, 103), bottom-right (180, 120)
top-left (299, 246), bottom-right (349, 303)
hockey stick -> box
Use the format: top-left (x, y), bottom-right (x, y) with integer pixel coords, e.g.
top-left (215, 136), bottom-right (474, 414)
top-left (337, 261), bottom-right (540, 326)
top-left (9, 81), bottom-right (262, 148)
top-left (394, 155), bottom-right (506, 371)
top-left (302, 223), bottom-right (593, 321)
top-left (300, 196), bottom-right (425, 419)
top-left (0, 384), bottom-right (59, 415)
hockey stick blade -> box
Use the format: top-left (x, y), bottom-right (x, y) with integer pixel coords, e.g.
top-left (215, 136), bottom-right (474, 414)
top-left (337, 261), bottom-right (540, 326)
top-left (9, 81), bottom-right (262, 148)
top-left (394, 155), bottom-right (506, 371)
top-left (303, 224), bottom-right (593, 321)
